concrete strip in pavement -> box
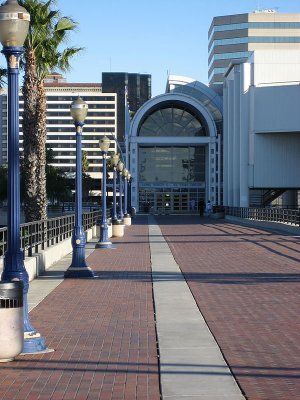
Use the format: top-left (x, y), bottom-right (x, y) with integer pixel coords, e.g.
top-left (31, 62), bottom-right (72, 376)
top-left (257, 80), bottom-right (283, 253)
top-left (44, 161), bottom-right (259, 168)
top-left (149, 216), bottom-right (245, 400)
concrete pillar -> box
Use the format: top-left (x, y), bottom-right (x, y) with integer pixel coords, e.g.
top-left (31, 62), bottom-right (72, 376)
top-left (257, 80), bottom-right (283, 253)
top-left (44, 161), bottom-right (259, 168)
top-left (233, 66), bottom-right (241, 207)
top-left (239, 63), bottom-right (251, 207)
top-left (223, 83), bottom-right (229, 206)
top-left (227, 79), bottom-right (234, 206)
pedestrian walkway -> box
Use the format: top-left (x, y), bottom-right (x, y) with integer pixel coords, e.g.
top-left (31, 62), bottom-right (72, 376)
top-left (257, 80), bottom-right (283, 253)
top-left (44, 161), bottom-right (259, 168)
top-left (0, 214), bottom-right (299, 400)
top-left (156, 215), bottom-right (300, 400)
top-left (0, 216), bottom-right (160, 400)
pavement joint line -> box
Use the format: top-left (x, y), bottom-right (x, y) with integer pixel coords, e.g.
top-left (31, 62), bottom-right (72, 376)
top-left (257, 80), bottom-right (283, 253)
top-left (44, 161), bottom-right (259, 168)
top-left (149, 215), bottom-right (245, 400)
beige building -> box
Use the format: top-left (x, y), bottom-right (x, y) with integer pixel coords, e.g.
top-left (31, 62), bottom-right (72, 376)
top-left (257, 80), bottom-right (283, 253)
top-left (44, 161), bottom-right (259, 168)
top-left (0, 73), bottom-right (118, 180)
top-left (208, 11), bottom-right (300, 92)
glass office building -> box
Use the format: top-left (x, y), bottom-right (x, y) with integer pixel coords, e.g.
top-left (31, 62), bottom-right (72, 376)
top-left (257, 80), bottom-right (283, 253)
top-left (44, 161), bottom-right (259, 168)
top-left (128, 76), bottom-right (223, 213)
top-left (208, 11), bottom-right (300, 92)
top-left (102, 72), bottom-right (151, 144)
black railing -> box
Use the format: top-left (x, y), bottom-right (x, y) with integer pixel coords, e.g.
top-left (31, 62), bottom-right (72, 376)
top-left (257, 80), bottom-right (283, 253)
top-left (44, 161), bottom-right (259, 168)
top-left (225, 207), bottom-right (300, 226)
top-left (0, 210), bottom-right (100, 257)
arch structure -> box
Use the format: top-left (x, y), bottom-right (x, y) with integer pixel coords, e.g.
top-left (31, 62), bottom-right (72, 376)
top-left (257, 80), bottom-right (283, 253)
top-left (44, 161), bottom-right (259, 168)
top-left (127, 76), bottom-right (223, 213)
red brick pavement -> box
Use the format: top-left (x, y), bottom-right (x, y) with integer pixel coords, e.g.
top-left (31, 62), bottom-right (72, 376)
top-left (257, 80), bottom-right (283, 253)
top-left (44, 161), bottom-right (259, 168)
top-left (157, 215), bottom-right (300, 400)
top-left (0, 216), bottom-right (160, 400)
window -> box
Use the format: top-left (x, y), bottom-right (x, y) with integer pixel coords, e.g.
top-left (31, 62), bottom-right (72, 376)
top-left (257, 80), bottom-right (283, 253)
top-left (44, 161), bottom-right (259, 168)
top-left (138, 106), bottom-right (207, 137)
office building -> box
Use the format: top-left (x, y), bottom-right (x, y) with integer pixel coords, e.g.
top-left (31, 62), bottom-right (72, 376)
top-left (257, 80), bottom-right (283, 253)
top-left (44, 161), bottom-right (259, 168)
top-left (208, 11), bottom-right (300, 92)
top-left (0, 73), bottom-right (118, 181)
top-left (102, 72), bottom-right (151, 144)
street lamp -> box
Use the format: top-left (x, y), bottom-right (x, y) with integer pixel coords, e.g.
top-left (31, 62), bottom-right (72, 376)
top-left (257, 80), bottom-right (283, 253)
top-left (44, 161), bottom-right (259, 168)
top-left (123, 168), bottom-right (131, 226)
top-left (117, 161), bottom-right (124, 221)
top-left (0, 0), bottom-right (48, 354)
top-left (111, 153), bottom-right (119, 223)
top-left (64, 97), bottom-right (94, 278)
top-left (96, 136), bottom-right (112, 248)
top-left (127, 172), bottom-right (133, 222)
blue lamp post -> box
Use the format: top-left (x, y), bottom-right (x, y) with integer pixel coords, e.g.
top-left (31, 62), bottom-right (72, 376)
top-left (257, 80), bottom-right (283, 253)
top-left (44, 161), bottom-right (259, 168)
top-left (0, 0), bottom-right (48, 353)
top-left (123, 169), bottom-right (132, 226)
top-left (64, 97), bottom-right (94, 278)
top-left (96, 136), bottom-right (112, 249)
top-left (111, 153), bottom-right (120, 223)
top-left (123, 168), bottom-right (128, 216)
top-left (117, 161), bottom-right (124, 221)
top-left (127, 173), bottom-right (132, 214)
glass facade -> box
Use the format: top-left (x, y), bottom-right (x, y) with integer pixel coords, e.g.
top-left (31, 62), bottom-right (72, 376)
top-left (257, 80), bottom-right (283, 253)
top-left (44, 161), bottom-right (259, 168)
top-left (102, 72), bottom-right (152, 143)
top-left (138, 146), bottom-right (206, 213)
top-left (209, 21), bottom-right (300, 41)
top-left (208, 51), bottom-right (251, 69)
top-left (139, 146), bottom-right (205, 183)
top-left (139, 106), bottom-right (207, 137)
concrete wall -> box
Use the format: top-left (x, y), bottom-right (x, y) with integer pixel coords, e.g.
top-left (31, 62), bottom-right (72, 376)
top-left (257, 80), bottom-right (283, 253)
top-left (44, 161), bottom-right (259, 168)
top-left (223, 49), bottom-right (300, 206)
top-left (253, 133), bottom-right (300, 187)
top-left (253, 85), bottom-right (300, 133)
top-left (0, 225), bottom-right (97, 282)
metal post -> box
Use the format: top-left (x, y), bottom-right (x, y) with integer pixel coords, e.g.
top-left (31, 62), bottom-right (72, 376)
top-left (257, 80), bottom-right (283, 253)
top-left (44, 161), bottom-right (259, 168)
top-left (1, 46), bottom-right (48, 354)
top-left (123, 174), bottom-right (128, 216)
top-left (118, 170), bottom-right (124, 221)
top-left (96, 137), bottom-right (112, 248)
top-left (65, 115), bottom-right (94, 278)
top-left (128, 178), bottom-right (132, 214)
top-left (112, 166), bottom-right (118, 222)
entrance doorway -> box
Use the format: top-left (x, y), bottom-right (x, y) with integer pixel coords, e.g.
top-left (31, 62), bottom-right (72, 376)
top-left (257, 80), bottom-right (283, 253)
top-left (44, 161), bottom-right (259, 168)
top-left (139, 188), bottom-right (205, 214)
top-left (154, 192), bottom-right (189, 213)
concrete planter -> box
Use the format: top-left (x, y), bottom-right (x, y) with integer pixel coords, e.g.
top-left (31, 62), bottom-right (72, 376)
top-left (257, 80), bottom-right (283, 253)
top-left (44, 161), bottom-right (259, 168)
top-left (123, 216), bottom-right (131, 226)
top-left (112, 223), bottom-right (124, 237)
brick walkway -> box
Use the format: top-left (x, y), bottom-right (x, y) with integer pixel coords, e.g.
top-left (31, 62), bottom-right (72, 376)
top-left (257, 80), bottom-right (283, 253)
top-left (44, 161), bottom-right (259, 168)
top-left (157, 215), bottom-right (300, 400)
top-left (0, 216), bottom-right (160, 400)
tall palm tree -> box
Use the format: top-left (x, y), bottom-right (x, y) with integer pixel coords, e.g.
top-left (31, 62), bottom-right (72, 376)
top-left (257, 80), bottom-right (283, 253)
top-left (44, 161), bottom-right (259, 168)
top-left (20, 0), bottom-right (82, 222)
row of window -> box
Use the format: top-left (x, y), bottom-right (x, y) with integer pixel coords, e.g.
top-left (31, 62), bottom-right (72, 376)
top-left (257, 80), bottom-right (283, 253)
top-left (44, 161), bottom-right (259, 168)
top-left (53, 159), bottom-right (104, 165)
top-left (46, 103), bottom-right (115, 109)
top-left (209, 21), bottom-right (300, 41)
top-left (46, 111), bottom-right (115, 117)
top-left (209, 36), bottom-right (300, 55)
top-left (208, 51), bottom-right (251, 68)
top-left (21, 134), bottom-right (116, 141)
top-left (46, 119), bottom-right (115, 125)
top-left (19, 96), bottom-right (116, 102)
top-left (44, 127), bottom-right (115, 133)
top-left (208, 68), bottom-right (227, 81)
top-left (49, 143), bottom-right (114, 149)
top-left (53, 151), bottom-right (112, 156)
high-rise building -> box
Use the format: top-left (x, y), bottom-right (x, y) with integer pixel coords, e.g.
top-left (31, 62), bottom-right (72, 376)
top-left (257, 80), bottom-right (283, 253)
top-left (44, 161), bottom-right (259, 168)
top-left (0, 73), bottom-right (118, 181)
top-left (102, 72), bottom-right (151, 144)
top-left (208, 11), bottom-right (300, 92)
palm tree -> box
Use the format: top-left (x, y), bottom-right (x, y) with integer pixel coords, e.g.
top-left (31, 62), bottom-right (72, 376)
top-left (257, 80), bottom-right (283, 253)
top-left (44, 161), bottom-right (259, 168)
top-left (20, 0), bottom-right (82, 222)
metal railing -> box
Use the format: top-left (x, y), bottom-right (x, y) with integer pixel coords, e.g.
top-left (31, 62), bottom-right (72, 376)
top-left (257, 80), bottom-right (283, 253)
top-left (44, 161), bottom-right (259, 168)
top-left (0, 210), bottom-right (100, 258)
top-left (225, 207), bottom-right (300, 226)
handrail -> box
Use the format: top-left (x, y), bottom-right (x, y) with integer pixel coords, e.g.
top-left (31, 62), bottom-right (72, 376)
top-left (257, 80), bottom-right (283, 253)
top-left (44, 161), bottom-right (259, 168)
top-left (225, 207), bottom-right (300, 226)
top-left (0, 210), bottom-right (101, 257)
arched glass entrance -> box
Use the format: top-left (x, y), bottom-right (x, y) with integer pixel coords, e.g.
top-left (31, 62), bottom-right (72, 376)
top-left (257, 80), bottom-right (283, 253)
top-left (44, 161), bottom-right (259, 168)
top-left (129, 82), bottom-right (223, 213)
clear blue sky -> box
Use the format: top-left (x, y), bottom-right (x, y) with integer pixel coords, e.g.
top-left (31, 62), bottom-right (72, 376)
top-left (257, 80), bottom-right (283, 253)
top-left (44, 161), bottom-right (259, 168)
top-left (58, 0), bottom-right (300, 96)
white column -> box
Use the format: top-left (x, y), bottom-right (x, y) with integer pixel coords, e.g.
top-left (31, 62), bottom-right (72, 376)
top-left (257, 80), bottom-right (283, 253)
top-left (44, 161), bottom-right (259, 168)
top-left (223, 83), bottom-right (229, 206)
top-left (233, 65), bottom-right (240, 207)
top-left (227, 79), bottom-right (234, 206)
top-left (217, 133), bottom-right (221, 206)
top-left (239, 63), bottom-right (251, 207)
